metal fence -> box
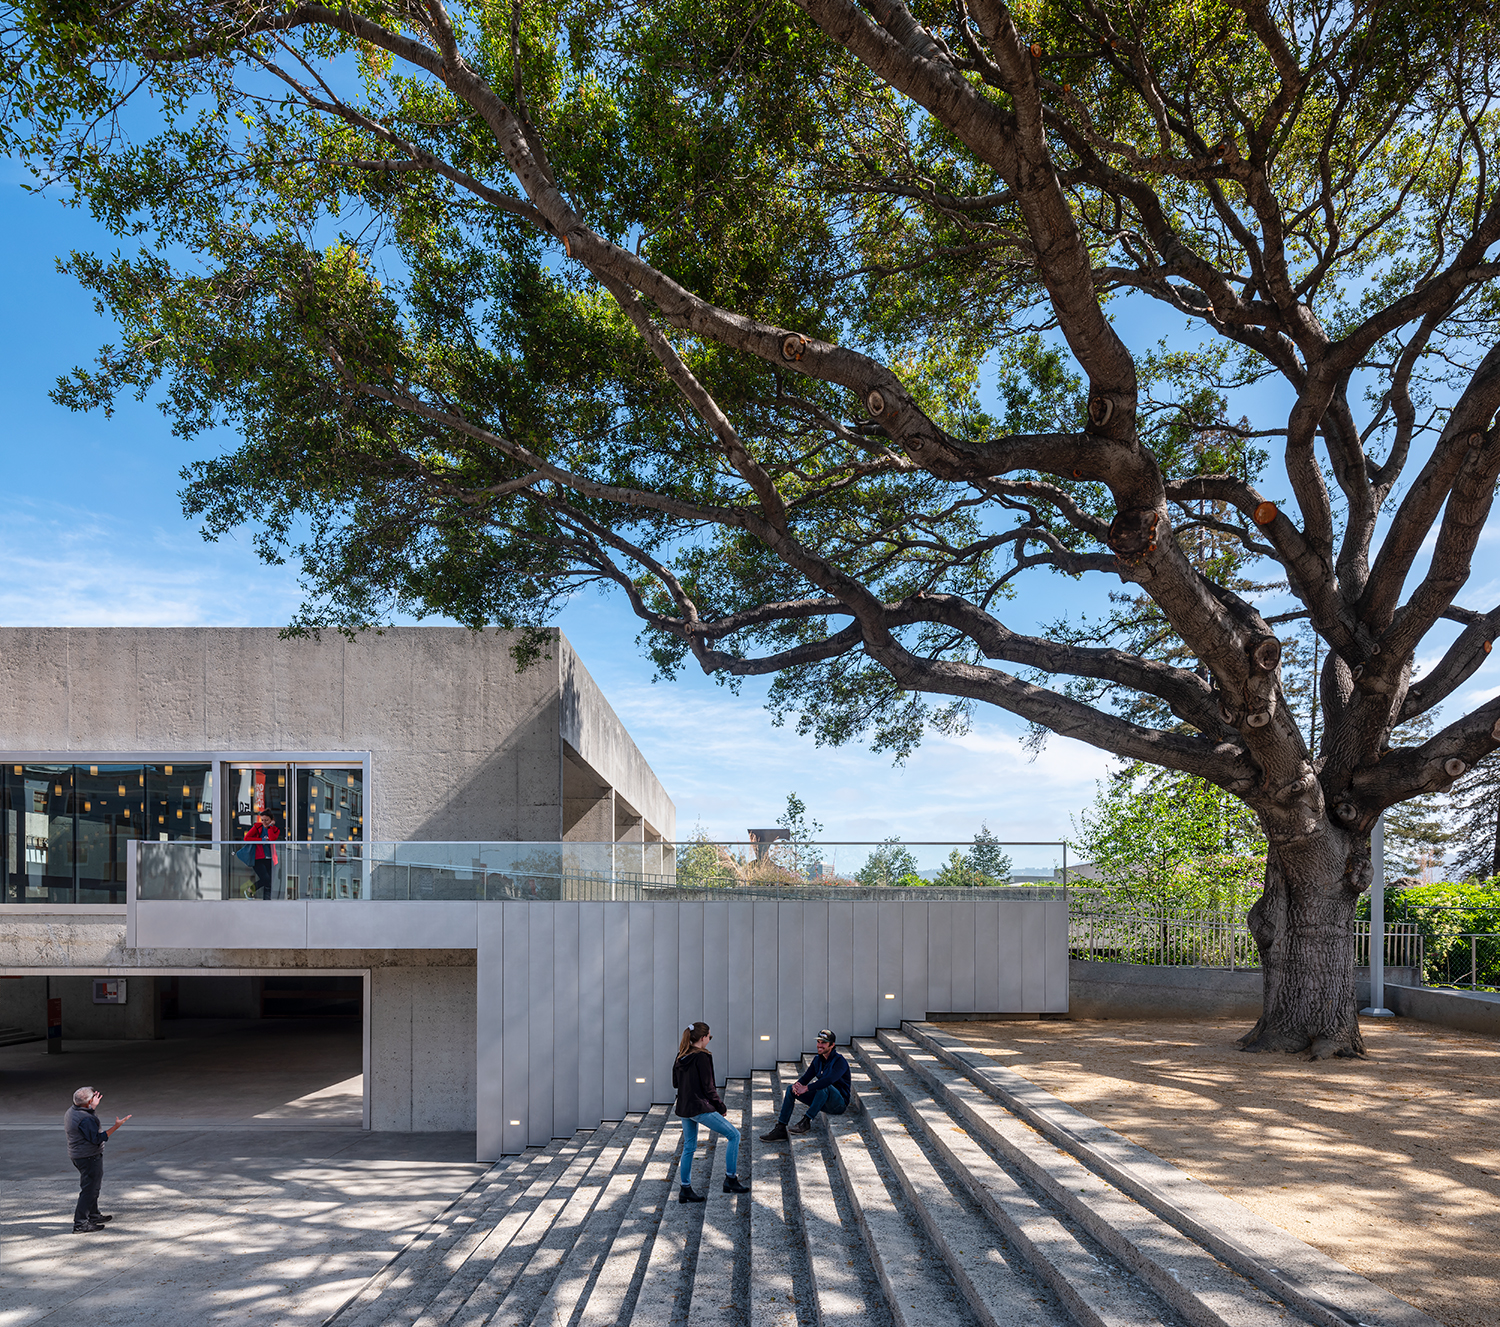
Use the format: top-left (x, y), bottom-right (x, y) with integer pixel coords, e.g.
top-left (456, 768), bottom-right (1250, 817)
top-left (1068, 905), bottom-right (1423, 972)
top-left (1422, 933), bottom-right (1500, 992)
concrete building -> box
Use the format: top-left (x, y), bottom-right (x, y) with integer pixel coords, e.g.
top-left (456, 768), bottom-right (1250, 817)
top-left (1, 626), bottom-right (674, 1131)
top-left (1, 627), bottom-right (1069, 1159)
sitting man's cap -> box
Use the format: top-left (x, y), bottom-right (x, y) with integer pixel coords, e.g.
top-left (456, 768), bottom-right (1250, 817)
top-left (817, 1029), bottom-right (836, 1044)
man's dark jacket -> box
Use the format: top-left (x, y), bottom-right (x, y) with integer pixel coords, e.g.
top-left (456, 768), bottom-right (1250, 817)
top-left (795, 1048), bottom-right (852, 1101)
top-left (65, 1104), bottom-right (108, 1160)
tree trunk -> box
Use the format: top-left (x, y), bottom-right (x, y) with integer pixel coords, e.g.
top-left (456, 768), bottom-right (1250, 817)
top-left (1238, 830), bottom-right (1368, 1059)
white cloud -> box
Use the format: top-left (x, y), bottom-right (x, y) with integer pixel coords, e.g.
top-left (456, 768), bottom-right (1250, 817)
top-left (0, 499), bottom-right (301, 627)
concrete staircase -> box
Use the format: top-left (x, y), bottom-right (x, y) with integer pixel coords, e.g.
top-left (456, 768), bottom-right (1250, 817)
top-left (325, 1023), bottom-right (1437, 1327)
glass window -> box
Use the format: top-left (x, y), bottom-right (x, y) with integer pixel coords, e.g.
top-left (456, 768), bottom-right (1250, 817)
top-left (296, 767), bottom-right (363, 843)
top-left (146, 763), bottom-right (214, 844)
top-left (4, 764), bottom-right (75, 903)
top-left (227, 765), bottom-right (288, 839)
top-left (74, 764), bottom-right (145, 905)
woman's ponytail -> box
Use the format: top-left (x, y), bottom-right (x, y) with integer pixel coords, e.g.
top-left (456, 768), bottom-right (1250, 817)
top-left (676, 1021), bottom-right (710, 1059)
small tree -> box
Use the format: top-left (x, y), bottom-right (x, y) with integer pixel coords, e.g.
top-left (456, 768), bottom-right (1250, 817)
top-left (1073, 770), bottom-right (1266, 911)
top-left (934, 823), bottom-right (1013, 885)
top-left (855, 837), bottom-right (921, 888)
top-left (1449, 757), bottom-right (1500, 882)
top-left (676, 824), bottom-right (736, 889)
top-left (772, 792), bottom-right (824, 880)
top-left (967, 823), bottom-right (1013, 884)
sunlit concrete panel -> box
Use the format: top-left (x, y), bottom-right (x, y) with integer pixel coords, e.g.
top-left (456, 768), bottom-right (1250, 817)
top-left (951, 900), bottom-right (977, 1011)
top-left (306, 900), bottom-right (476, 950)
top-left (901, 902), bottom-right (928, 1027)
top-left (723, 900), bottom-right (754, 1080)
top-left (135, 900), bottom-right (308, 950)
top-left (1044, 898), bottom-right (1069, 1012)
top-left (601, 906), bottom-right (630, 1120)
top-left (552, 904), bottom-right (580, 1138)
top-left (1019, 899), bottom-right (1048, 1010)
top-left (576, 902), bottom-right (605, 1128)
top-left (853, 903), bottom-right (879, 1036)
top-left (801, 902), bottom-right (830, 1047)
top-left (476, 905), bottom-right (506, 1162)
top-left (527, 904), bottom-right (555, 1145)
top-left (650, 903), bottom-right (679, 1106)
top-left (752, 900), bottom-right (778, 1070)
top-left (827, 901), bottom-right (854, 1045)
top-left (775, 901), bottom-right (804, 1063)
top-left (626, 903), bottom-right (654, 1114)
top-left (926, 901), bottom-right (953, 1013)
top-left (500, 906), bottom-right (531, 1156)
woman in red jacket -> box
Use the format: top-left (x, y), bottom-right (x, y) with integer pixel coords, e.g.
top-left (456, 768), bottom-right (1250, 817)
top-left (671, 1021), bottom-right (749, 1203)
top-left (244, 816), bottom-right (282, 898)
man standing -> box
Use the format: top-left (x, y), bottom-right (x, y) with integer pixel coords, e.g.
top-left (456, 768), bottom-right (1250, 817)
top-left (64, 1086), bottom-right (130, 1233)
top-left (760, 1030), bottom-right (851, 1139)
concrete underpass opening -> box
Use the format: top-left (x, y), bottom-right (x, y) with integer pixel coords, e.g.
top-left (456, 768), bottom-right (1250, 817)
top-left (0, 970), bottom-right (369, 1128)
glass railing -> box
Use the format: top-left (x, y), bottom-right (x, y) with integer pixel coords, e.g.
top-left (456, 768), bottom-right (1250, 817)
top-left (135, 840), bottom-right (1071, 902)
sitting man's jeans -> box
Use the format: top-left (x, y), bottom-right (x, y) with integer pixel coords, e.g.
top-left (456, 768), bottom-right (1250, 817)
top-left (778, 1083), bottom-right (848, 1125)
top-left (678, 1111), bottom-right (741, 1185)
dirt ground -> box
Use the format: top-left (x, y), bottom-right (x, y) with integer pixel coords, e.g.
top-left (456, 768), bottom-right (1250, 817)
top-left (935, 1016), bottom-right (1500, 1327)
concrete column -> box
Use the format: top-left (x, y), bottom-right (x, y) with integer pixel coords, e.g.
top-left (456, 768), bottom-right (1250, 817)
top-left (369, 965), bottom-right (476, 1131)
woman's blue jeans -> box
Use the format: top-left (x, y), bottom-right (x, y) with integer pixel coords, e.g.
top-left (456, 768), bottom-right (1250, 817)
top-left (678, 1111), bottom-right (740, 1184)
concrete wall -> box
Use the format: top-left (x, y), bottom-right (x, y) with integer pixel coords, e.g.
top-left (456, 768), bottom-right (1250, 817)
top-left (559, 640), bottom-right (675, 841)
top-left (370, 965), bottom-right (477, 1130)
top-left (1385, 982), bottom-right (1500, 1037)
top-left (1067, 959), bottom-right (1420, 1021)
top-left (0, 973), bottom-right (159, 1038)
top-left (476, 896), bottom-right (1068, 1158)
top-left (0, 626), bottom-right (673, 847)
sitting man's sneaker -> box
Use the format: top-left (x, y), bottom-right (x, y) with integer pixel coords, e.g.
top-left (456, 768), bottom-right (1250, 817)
top-left (723, 1174), bottom-right (750, 1193)
top-left (759, 1122), bottom-right (788, 1142)
top-left (788, 1117), bottom-right (812, 1135)
top-left (72, 1220), bottom-right (106, 1233)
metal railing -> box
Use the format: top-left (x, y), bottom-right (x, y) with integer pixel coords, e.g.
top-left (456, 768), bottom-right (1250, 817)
top-left (1068, 905), bottom-right (1422, 972)
top-left (133, 840), bottom-right (1071, 904)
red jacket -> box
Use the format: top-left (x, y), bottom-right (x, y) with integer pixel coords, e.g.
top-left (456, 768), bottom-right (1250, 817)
top-left (244, 822), bottom-right (281, 862)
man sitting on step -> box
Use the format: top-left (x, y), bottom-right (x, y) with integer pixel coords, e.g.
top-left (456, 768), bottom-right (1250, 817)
top-left (760, 1030), bottom-right (851, 1139)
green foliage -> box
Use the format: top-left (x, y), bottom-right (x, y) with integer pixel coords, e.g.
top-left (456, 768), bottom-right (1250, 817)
top-left (1362, 879), bottom-right (1500, 987)
top-left (676, 824), bottom-right (737, 888)
top-left (771, 791), bottom-right (823, 878)
top-left (932, 822), bottom-right (1013, 886)
top-left (854, 837), bottom-right (919, 888)
top-left (1072, 768), bottom-right (1266, 910)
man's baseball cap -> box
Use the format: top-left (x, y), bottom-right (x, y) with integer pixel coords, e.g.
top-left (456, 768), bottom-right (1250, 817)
top-left (816, 1029), bottom-right (836, 1044)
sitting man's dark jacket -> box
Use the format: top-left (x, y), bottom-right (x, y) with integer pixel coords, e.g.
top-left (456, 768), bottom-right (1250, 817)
top-left (65, 1103), bottom-right (108, 1159)
top-left (794, 1047), bottom-right (851, 1103)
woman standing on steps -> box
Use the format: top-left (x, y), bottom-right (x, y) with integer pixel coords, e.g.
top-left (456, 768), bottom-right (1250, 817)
top-left (673, 1021), bottom-right (750, 1203)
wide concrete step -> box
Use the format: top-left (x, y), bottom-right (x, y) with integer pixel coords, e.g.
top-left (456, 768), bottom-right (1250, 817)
top-left (894, 1023), bottom-right (1442, 1327)
top-left (843, 1059), bottom-right (1078, 1327)
top-left (773, 1061), bottom-right (893, 1327)
top-left (328, 1145), bottom-right (550, 1327)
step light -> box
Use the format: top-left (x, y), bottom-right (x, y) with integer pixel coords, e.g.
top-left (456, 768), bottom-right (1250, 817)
top-left (884, 993), bottom-right (895, 999)
top-left (760, 1034), bottom-right (770, 1041)
top-left (509, 1119), bottom-right (520, 1126)
top-left (635, 1077), bottom-right (646, 1083)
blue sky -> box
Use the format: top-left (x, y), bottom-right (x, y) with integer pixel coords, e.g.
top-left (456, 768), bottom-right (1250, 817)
top-left (2, 165), bottom-right (1496, 864)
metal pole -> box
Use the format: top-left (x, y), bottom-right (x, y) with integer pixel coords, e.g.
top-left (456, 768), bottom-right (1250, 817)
top-left (1361, 812), bottom-right (1394, 1017)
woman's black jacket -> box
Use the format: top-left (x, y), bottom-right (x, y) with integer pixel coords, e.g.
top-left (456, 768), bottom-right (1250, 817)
top-left (672, 1050), bottom-right (726, 1118)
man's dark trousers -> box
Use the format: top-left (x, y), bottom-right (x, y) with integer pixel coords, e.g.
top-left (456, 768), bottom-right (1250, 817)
top-left (777, 1084), bottom-right (847, 1125)
top-left (72, 1155), bottom-right (104, 1225)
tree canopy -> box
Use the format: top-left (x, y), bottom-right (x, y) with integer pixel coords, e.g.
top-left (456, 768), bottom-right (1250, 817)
top-left (5, 0), bottom-right (1500, 1055)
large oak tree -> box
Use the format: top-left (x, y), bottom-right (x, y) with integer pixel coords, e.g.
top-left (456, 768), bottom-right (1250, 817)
top-left (5, 0), bottom-right (1500, 1056)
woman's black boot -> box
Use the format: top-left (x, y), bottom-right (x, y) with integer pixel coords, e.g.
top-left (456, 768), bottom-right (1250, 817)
top-left (723, 1174), bottom-right (750, 1194)
top-left (679, 1184), bottom-right (705, 1204)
